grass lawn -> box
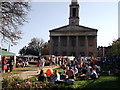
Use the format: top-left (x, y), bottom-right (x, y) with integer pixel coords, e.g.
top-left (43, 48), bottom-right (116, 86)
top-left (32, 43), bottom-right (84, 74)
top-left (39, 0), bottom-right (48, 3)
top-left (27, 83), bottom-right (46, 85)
top-left (2, 65), bottom-right (120, 89)
top-left (73, 76), bottom-right (120, 89)
top-left (12, 64), bottom-right (37, 74)
top-left (27, 67), bottom-right (120, 89)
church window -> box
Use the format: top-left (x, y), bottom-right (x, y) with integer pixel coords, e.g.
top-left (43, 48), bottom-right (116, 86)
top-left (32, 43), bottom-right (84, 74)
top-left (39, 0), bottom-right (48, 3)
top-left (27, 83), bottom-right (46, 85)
top-left (53, 37), bottom-right (58, 47)
top-left (79, 37), bottom-right (85, 46)
top-left (88, 37), bottom-right (94, 46)
top-left (60, 37), bottom-right (67, 47)
top-left (70, 37), bottom-right (76, 47)
top-left (73, 8), bottom-right (77, 17)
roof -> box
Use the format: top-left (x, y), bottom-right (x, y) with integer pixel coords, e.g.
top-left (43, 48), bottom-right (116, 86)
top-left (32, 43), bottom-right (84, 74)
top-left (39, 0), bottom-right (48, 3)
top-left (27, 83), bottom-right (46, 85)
top-left (0, 49), bottom-right (16, 56)
top-left (49, 25), bottom-right (98, 32)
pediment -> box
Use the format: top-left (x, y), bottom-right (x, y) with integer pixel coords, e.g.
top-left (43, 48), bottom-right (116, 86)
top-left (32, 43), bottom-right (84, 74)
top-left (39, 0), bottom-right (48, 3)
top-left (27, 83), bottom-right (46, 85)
top-left (49, 25), bottom-right (98, 32)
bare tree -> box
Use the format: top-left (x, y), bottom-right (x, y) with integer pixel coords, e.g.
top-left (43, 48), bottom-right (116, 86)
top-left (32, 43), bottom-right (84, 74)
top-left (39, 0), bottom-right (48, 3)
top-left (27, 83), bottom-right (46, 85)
top-left (41, 42), bottom-right (49, 55)
top-left (0, 1), bottom-right (30, 45)
top-left (28, 38), bottom-right (45, 56)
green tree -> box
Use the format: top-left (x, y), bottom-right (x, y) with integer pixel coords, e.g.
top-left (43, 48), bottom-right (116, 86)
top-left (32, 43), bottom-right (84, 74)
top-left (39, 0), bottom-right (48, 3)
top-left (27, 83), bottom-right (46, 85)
top-left (109, 38), bottom-right (120, 56)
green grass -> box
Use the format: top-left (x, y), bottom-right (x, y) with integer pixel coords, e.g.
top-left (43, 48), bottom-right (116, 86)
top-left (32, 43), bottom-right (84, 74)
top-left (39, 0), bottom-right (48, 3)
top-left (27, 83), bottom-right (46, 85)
top-left (55, 68), bottom-right (63, 73)
top-left (27, 67), bottom-right (120, 89)
top-left (85, 76), bottom-right (120, 88)
top-left (72, 76), bottom-right (120, 89)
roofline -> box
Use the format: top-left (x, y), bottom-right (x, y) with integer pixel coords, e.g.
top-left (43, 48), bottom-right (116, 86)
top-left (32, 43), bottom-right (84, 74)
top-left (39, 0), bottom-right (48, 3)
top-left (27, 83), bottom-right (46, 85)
top-left (49, 24), bottom-right (98, 32)
top-left (49, 25), bottom-right (69, 32)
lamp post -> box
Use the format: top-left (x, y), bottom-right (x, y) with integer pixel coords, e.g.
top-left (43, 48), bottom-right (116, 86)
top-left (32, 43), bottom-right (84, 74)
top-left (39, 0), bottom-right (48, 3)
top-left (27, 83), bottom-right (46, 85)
top-left (8, 44), bottom-right (13, 52)
top-left (103, 46), bottom-right (105, 57)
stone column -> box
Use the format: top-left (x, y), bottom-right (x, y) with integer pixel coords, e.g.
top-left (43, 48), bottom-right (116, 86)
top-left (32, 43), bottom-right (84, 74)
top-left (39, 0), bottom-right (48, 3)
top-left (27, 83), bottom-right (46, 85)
top-left (49, 36), bottom-right (53, 55)
top-left (58, 36), bottom-right (61, 55)
top-left (67, 36), bottom-right (70, 56)
top-left (94, 36), bottom-right (97, 57)
top-left (85, 36), bottom-right (88, 57)
top-left (76, 36), bottom-right (79, 57)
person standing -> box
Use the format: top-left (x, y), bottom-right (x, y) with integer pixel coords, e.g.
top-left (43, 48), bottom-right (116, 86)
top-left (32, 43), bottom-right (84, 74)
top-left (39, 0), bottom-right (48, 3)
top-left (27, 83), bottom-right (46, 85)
top-left (52, 57), bottom-right (55, 66)
top-left (9, 56), bottom-right (14, 72)
top-left (2, 56), bottom-right (7, 73)
top-left (41, 57), bottom-right (46, 68)
top-left (37, 60), bottom-right (41, 73)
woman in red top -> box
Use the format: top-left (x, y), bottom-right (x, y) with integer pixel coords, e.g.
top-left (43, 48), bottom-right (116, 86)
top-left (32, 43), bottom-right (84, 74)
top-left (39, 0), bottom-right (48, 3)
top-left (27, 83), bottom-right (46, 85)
top-left (37, 60), bottom-right (41, 73)
top-left (37, 60), bottom-right (41, 67)
top-left (2, 56), bottom-right (7, 71)
top-left (2, 56), bottom-right (7, 64)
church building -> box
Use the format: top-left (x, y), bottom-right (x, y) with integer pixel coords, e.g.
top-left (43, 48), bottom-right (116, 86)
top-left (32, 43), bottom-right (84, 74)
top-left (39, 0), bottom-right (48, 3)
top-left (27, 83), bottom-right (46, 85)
top-left (49, 0), bottom-right (98, 57)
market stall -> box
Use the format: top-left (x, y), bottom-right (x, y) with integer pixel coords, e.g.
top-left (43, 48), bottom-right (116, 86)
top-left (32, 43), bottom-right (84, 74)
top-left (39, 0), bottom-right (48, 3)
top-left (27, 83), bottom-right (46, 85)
top-left (0, 49), bottom-right (16, 72)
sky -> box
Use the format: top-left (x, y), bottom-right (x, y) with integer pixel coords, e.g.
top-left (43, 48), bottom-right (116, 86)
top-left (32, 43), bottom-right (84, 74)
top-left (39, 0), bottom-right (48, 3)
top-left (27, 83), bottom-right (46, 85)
top-left (118, 1), bottom-right (120, 38)
top-left (2, 1), bottom-right (118, 55)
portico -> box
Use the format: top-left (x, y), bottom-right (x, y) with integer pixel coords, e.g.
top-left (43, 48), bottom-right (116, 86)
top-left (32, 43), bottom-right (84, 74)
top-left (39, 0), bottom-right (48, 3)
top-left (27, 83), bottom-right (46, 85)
top-left (49, 0), bottom-right (98, 57)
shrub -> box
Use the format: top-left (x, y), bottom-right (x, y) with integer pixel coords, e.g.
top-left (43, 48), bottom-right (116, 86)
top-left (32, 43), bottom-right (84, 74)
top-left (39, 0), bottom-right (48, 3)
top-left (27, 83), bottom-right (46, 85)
top-left (2, 76), bottom-right (49, 89)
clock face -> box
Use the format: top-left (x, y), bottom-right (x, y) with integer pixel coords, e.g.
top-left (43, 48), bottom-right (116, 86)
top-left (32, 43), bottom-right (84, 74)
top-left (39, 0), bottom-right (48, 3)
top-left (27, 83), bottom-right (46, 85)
top-left (72, 20), bottom-right (76, 24)
top-left (70, 19), bottom-right (78, 25)
top-left (73, 20), bottom-right (76, 23)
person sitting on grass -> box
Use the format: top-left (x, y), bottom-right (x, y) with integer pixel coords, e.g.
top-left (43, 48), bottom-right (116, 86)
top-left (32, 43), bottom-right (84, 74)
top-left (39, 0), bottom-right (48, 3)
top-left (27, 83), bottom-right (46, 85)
top-left (95, 63), bottom-right (101, 77)
top-left (89, 67), bottom-right (98, 79)
top-left (38, 69), bottom-right (47, 82)
top-left (66, 66), bottom-right (75, 79)
top-left (79, 64), bottom-right (88, 80)
top-left (49, 70), bottom-right (60, 82)
top-left (61, 67), bottom-right (67, 79)
top-left (72, 65), bottom-right (78, 76)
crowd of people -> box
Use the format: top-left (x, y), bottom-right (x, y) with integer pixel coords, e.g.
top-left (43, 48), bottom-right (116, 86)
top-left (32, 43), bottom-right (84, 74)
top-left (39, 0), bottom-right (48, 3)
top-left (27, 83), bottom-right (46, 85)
top-left (16, 57), bottom-right (29, 68)
top-left (37, 57), bottom-right (101, 83)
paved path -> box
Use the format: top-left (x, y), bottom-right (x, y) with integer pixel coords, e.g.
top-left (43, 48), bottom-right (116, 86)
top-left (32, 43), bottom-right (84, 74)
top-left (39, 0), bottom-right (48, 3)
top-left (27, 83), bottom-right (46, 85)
top-left (13, 66), bottom-right (60, 80)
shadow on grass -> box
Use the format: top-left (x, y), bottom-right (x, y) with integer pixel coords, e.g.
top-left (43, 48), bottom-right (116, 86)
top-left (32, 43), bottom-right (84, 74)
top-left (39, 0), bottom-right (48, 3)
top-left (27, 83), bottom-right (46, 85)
top-left (84, 80), bottom-right (120, 89)
top-left (80, 76), bottom-right (120, 89)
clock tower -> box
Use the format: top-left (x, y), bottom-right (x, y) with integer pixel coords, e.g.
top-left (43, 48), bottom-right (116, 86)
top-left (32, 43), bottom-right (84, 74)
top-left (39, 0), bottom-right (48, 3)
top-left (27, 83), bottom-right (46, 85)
top-left (69, 0), bottom-right (79, 25)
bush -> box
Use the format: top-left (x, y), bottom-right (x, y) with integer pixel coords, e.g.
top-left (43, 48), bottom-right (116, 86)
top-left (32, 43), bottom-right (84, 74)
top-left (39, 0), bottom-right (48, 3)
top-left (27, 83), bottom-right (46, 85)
top-left (2, 76), bottom-right (49, 89)
top-left (2, 76), bottom-right (23, 88)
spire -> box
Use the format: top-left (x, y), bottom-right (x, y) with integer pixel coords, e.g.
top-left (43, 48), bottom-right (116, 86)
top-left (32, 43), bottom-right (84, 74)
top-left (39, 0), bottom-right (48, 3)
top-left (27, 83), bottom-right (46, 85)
top-left (69, 0), bottom-right (79, 25)
top-left (71, 0), bottom-right (78, 5)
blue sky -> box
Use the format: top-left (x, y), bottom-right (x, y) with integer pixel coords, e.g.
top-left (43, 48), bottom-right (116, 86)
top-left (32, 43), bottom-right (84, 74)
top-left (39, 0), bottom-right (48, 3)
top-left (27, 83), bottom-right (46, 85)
top-left (7, 1), bottom-right (118, 55)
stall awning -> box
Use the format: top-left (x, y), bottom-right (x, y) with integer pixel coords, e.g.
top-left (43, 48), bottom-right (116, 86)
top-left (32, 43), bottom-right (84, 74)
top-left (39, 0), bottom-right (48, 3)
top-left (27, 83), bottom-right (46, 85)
top-left (0, 49), bottom-right (16, 56)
